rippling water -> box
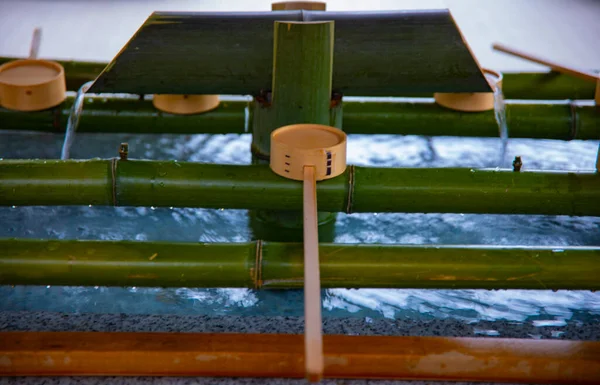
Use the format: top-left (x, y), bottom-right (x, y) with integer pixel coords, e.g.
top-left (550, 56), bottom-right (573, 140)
top-left (1, 113), bottom-right (599, 328)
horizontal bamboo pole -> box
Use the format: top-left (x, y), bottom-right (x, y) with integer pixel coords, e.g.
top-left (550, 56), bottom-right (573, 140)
top-left (0, 98), bottom-right (249, 134)
top-left (342, 100), bottom-right (600, 140)
top-left (0, 56), bottom-right (596, 99)
top-left (2, 97), bottom-right (598, 140)
top-left (1, 239), bottom-right (599, 290)
top-left (1, 332), bottom-right (599, 383)
top-left (1, 160), bottom-right (598, 216)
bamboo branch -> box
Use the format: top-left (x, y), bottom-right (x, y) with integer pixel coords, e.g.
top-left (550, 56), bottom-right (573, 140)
top-left (1, 239), bottom-right (599, 290)
top-left (1, 160), bottom-right (598, 216)
top-left (2, 332), bottom-right (599, 383)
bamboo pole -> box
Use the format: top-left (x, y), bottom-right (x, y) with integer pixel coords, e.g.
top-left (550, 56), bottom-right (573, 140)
top-left (1, 239), bottom-right (599, 290)
top-left (1, 160), bottom-right (599, 216)
top-left (252, 20), bottom-right (334, 158)
top-left (343, 100), bottom-right (600, 140)
top-left (0, 98), bottom-right (249, 134)
top-left (0, 56), bottom-right (596, 99)
top-left (2, 332), bottom-right (599, 384)
top-left (2, 97), bottom-right (599, 140)
top-left (251, 21), bottom-right (336, 236)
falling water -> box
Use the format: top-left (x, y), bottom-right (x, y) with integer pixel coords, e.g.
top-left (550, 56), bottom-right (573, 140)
top-left (60, 81), bottom-right (94, 160)
top-left (489, 73), bottom-right (509, 167)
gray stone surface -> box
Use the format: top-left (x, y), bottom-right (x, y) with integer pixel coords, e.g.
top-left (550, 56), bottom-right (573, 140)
top-left (1, 311), bottom-right (598, 340)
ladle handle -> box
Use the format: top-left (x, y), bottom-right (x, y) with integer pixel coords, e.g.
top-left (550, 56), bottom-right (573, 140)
top-left (492, 43), bottom-right (599, 83)
top-left (29, 28), bottom-right (42, 60)
top-left (303, 165), bottom-right (323, 382)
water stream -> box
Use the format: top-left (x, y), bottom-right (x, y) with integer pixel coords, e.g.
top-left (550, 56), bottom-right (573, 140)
top-left (489, 73), bottom-right (509, 167)
top-left (60, 81), bottom-right (93, 160)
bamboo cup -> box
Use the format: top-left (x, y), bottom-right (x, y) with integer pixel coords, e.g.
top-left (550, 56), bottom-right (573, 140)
top-left (0, 29), bottom-right (66, 111)
top-left (270, 124), bottom-right (347, 382)
top-left (272, 1), bottom-right (326, 10)
top-left (152, 94), bottom-right (220, 115)
top-left (434, 68), bottom-right (502, 112)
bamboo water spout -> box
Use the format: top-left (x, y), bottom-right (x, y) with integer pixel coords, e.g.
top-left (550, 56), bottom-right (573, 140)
top-left (1, 160), bottom-right (599, 216)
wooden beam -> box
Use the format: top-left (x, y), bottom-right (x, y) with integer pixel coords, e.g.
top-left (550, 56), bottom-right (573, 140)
top-left (89, 10), bottom-right (489, 95)
top-left (1, 332), bottom-right (599, 384)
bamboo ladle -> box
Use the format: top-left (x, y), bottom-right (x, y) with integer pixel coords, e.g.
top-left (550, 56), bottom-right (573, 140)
top-left (492, 43), bottom-right (600, 104)
top-left (0, 28), bottom-right (66, 111)
top-left (270, 124), bottom-right (347, 382)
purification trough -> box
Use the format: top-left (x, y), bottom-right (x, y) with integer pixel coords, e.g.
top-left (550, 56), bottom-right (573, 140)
top-left (0, 2), bottom-right (600, 384)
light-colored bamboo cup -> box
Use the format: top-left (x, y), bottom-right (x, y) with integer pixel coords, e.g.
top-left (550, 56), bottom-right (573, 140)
top-left (152, 94), bottom-right (220, 115)
top-left (0, 59), bottom-right (66, 111)
top-left (271, 124), bottom-right (347, 181)
top-left (434, 68), bottom-right (502, 112)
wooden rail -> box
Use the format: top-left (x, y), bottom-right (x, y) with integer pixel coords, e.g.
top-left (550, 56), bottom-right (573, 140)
top-left (1, 332), bottom-right (599, 383)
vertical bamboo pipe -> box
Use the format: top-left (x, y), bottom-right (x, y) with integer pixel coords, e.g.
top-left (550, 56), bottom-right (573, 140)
top-left (255, 20), bottom-right (334, 155)
top-left (251, 20), bottom-right (336, 241)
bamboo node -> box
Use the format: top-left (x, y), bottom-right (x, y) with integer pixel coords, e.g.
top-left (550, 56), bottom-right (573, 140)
top-left (110, 158), bottom-right (118, 206)
top-left (346, 165), bottom-right (355, 214)
top-left (568, 100), bottom-right (579, 140)
top-left (254, 240), bottom-right (263, 289)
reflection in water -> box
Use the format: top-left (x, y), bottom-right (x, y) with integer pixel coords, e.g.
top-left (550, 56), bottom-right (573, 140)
top-left (1, 126), bottom-right (599, 325)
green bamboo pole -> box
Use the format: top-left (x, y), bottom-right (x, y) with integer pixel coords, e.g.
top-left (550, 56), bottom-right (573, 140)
top-left (3, 97), bottom-right (598, 140)
top-left (250, 20), bottom-right (336, 237)
top-left (343, 101), bottom-right (600, 140)
top-left (251, 20), bottom-right (334, 157)
top-left (0, 56), bottom-right (596, 99)
top-left (0, 98), bottom-right (248, 134)
top-left (1, 238), bottom-right (599, 290)
top-left (1, 160), bottom-right (599, 216)
top-left (501, 71), bottom-right (597, 100)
